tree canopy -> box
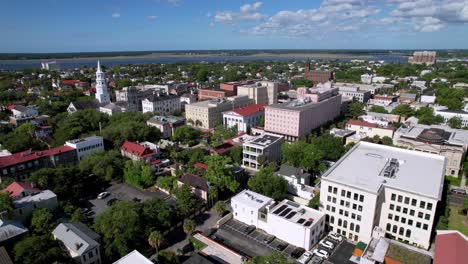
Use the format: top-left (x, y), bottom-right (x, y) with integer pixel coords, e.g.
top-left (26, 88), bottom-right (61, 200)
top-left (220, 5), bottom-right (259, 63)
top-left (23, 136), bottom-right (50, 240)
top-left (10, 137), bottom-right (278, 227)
top-left (30, 208), bottom-right (54, 234)
top-left (174, 184), bottom-right (202, 218)
top-left (369, 105), bottom-right (389, 114)
top-left (14, 235), bottom-right (71, 264)
top-left (248, 165), bottom-right (288, 201)
top-left (347, 102), bottom-right (366, 119)
top-left (204, 154), bottom-right (239, 192)
top-left (123, 160), bottom-right (154, 188)
top-left (79, 150), bottom-right (125, 181)
top-left (53, 109), bottom-right (107, 145)
top-left (172, 125), bottom-right (201, 146)
top-left (391, 104), bottom-right (415, 118)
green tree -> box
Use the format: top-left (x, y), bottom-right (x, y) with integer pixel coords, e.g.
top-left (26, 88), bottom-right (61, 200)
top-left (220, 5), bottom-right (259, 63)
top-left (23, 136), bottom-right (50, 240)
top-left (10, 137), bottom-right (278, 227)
top-left (282, 141), bottom-right (308, 167)
top-left (79, 150), bottom-right (125, 181)
top-left (381, 136), bottom-right (393, 146)
top-left (183, 219), bottom-right (196, 236)
top-left (172, 125), bottom-right (201, 146)
top-left (14, 235), bottom-right (71, 264)
top-left (94, 201), bottom-right (144, 259)
top-left (53, 109), bottom-right (107, 145)
top-left (148, 230), bottom-right (164, 255)
top-left (196, 68), bottom-right (209, 82)
top-left (416, 107), bottom-right (444, 125)
top-left (211, 125), bottom-right (238, 147)
top-left (258, 115), bottom-right (265, 127)
top-left (0, 192), bottom-right (14, 218)
top-left (391, 104), bottom-right (415, 118)
top-left (101, 120), bottom-right (161, 148)
top-left (436, 87), bottom-right (465, 110)
top-left (291, 78), bottom-right (313, 88)
top-left (123, 161), bottom-right (154, 188)
top-left (31, 208), bottom-right (54, 234)
top-left (142, 198), bottom-right (173, 231)
top-left (204, 155), bottom-right (239, 192)
top-left (70, 208), bottom-right (88, 223)
top-left (248, 165), bottom-right (288, 201)
top-left (0, 123), bottom-right (43, 153)
top-left (174, 184), bottom-right (202, 217)
top-left (156, 176), bottom-right (177, 193)
top-left (229, 146), bottom-right (243, 165)
top-left (311, 134), bottom-right (345, 161)
top-left (448, 116), bottom-right (462, 129)
top-left (247, 252), bottom-right (291, 264)
top-left (347, 102), bottom-right (366, 119)
top-left (116, 79), bottom-right (132, 89)
top-left (214, 201), bottom-right (227, 216)
top-left (308, 192), bottom-right (320, 209)
top-left (369, 105), bottom-right (389, 114)
top-left (156, 250), bottom-right (180, 264)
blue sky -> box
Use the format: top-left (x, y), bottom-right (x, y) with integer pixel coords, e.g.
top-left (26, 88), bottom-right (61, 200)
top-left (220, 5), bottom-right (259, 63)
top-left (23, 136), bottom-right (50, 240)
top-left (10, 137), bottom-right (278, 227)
top-left (1, 0), bottom-right (468, 52)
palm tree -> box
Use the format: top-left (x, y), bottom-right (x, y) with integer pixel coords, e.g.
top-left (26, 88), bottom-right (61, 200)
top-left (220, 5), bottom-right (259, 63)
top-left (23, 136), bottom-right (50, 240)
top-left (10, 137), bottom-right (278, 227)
top-left (183, 219), bottom-right (196, 236)
top-left (214, 201), bottom-right (226, 216)
top-left (207, 187), bottom-right (218, 207)
top-left (187, 118), bottom-right (194, 125)
top-left (148, 230), bottom-right (164, 255)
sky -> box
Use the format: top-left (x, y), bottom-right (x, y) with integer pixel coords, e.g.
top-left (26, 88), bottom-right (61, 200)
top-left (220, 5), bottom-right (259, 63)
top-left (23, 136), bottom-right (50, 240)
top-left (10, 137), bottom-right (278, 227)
top-left (1, 0), bottom-right (468, 52)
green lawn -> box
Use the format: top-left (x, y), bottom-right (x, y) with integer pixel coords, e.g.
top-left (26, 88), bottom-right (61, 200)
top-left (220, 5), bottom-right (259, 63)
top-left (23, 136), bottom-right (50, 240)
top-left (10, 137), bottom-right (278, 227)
top-left (448, 206), bottom-right (468, 236)
top-left (445, 176), bottom-right (461, 187)
top-left (189, 236), bottom-right (207, 250)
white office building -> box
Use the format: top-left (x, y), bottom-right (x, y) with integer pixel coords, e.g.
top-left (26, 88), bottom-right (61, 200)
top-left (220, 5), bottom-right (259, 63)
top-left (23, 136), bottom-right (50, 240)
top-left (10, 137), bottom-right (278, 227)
top-left (242, 133), bottom-right (283, 171)
top-left (65, 136), bottom-right (104, 161)
top-left (320, 142), bottom-right (445, 249)
top-left (231, 190), bottom-right (325, 250)
top-left (141, 94), bottom-right (181, 115)
top-left (222, 104), bottom-right (265, 133)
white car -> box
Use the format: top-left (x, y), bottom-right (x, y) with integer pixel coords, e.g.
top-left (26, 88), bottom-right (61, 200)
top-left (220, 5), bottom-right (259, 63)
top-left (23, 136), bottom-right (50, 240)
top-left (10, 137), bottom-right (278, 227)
top-left (328, 232), bottom-right (343, 242)
top-left (297, 252), bottom-right (313, 264)
top-left (97, 192), bottom-right (110, 199)
top-left (319, 240), bottom-right (335, 250)
top-left (313, 249), bottom-right (329, 259)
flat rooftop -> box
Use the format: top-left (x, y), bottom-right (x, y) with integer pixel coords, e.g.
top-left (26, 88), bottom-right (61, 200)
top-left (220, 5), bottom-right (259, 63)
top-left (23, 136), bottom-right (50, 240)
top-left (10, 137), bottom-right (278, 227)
top-left (397, 124), bottom-right (468, 147)
top-left (322, 142), bottom-right (445, 200)
top-left (245, 134), bottom-right (282, 147)
top-left (270, 199), bottom-right (324, 228)
top-left (232, 189), bottom-right (273, 210)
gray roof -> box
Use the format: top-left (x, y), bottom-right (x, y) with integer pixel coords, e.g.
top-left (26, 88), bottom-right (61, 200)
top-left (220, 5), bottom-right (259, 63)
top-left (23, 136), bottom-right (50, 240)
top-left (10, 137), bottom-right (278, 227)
top-left (322, 142), bottom-right (446, 200)
top-left (70, 99), bottom-right (101, 110)
top-left (52, 223), bottom-right (99, 256)
top-left (14, 190), bottom-right (57, 209)
top-left (0, 247), bottom-right (13, 264)
top-left (275, 164), bottom-right (310, 181)
top-left (396, 124), bottom-right (468, 147)
top-left (0, 220), bottom-right (28, 243)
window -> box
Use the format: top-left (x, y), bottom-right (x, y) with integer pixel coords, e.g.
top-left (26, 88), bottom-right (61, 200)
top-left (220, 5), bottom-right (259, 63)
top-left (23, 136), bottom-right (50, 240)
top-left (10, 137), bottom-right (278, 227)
top-left (89, 251), bottom-right (94, 258)
top-left (356, 225), bottom-right (360, 233)
top-left (403, 208), bottom-right (408, 214)
top-left (347, 191), bottom-right (351, 198)
top-left (340, 200), bottom-right (344, 206)
top-left (332, 197), bottom-right (337, 203)
top-left (420, 201), bottom-right (426, 209)
top-left (390, 204), bottom-right (395, 210)
top-left (391, 193), bottom-right (396, 201)
top-left (398, 195), bottom-right (403, 203)
top-left (411, 199), bottom-right (417, 206)
top-left (359, 195), bottom-right (364, 202)
top-left (396, 206), bottom-right (401, 212)
top-left (350, 223), bottom-right (354, 231)
top-left (418, 212), bottom-right (423, 218)
top-left (333, 187), bottom-right (337, 194)
top-left (392, 225), bottom-right (397, 233)
top-left (352, 213), bottom-right (356, 219)
top-left (330, 216), bottom-right (335, 224)
top-left (423, 224), bottom-right (428, 230)
top-left (406, 229), bottom-right (411, 238)
top-left (344, 211), bottom-right (349, 217)
top-left (408, 220), bottom-right (413, 226)
top-left (341, 190), bottom-right (346, 196)
top-left (404, 197), bottom-right (410, 204)
top-left (410, 209), bottom-right (415, 216)
top-left (339, 209), bottom-right (343, 215)
top-left (427, 203), bottom-right (433, 211)
top-left (388, 214), bottom-right (393, 220)
top-left (386, 223), bottom-right (391, 231)
top-left (327, 196), bottom-right (332, 202)
top-left (416, 222), bottom-right (421, 228)
top-left (399, 227), bottom-right (404, 236)
top-left (425, 214), bottom-right (430, 220)
top-left (326, 205), bottom-right (330, 211)
top-left (328, 186), bottom-right (332, 193)
top-left (357, 215), bottom-right (361, 221)
top-left (343, 220), bottom-right (348, 228)
top-left (354, 193), bottom-right (358, 200)
top-left (338, 219), bottom-right (342, 226)
top-left (395, 215), bottom-right (400, 221)
top-left (332, 207), bottom-right (336, 212)
top-left (358, 205), bottom-right (363, 212)
top-left (345, 202), bottom-right (350, 208)
top-left (352, 204), bottom-right (357, 210)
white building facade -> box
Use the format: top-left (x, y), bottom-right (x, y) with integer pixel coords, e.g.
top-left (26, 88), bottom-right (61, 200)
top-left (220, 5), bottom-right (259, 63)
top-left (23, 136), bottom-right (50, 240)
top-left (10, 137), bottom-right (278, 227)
top-left (95, 61), bottom-right (110, 104)
top-left (242, 133), bottom-right (283, 171)
top-left (141, 95), bottom-right (181, 115)
top-left (65, 136), bottom-right (104, 161)
top-left (320, 142), bottom-right (445, 249)
top-left (222, 104), bottom-right (265, 133)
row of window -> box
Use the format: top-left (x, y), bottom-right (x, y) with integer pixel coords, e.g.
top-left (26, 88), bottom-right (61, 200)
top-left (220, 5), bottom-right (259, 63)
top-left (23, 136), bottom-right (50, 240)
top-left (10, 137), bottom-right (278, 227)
top-left (389, 205), bottom-right (431, 221)
top-left (328, 186), bottom-right (365, 203)
top-left (78, 143), bottom-right (103, 152)
top-left (387, 215), bottom-right (429, 231)
top-left (386, 223), bottom-right (412, 238)
top-left (326, 205), bottom-right (362, 221)
top-left (390, 193), bottom-right (433, 211)
top-left (327, 196), bottom-right (364, 212)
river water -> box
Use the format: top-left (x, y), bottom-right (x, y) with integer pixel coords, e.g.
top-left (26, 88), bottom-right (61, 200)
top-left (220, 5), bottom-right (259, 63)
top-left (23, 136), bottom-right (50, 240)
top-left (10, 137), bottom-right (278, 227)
top-left (0, 54), bottom-right (408, 71)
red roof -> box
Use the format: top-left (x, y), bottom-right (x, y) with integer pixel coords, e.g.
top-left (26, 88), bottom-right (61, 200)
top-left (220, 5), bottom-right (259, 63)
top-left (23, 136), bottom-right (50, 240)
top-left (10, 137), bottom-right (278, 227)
top-left (212, 142), bottom-right (235, 155)
top-left (227, 104), bottom-right (265, 117)
top-left (346, 119), bottom-right (394, 130)
top-left (0, 145), bottom-right (75, 167)
top-left (61, 80), bottom-right (87, 85)
top-left (4, 104), bottom-right (16, 111)
top-left (434, 231), bottom-right (468, 264)
top-left (121, 141), bottom-right (155, 158)
top-left (194, 162), bottom-right (208, 171)
top-left (2, 181), bottom-right (40, 198)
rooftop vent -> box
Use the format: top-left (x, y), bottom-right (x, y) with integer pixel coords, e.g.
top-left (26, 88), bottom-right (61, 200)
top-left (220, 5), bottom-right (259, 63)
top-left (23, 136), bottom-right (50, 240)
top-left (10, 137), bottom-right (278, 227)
top-left (380, 158), bottom-right (399, 179)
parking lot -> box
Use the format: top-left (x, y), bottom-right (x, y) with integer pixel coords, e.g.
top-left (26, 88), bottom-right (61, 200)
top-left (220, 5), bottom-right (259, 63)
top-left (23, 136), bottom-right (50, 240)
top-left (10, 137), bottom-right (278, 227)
top-left (219, 219), bottom-right (304, 260)
top-left (87, 182), bottom-right (173, 217)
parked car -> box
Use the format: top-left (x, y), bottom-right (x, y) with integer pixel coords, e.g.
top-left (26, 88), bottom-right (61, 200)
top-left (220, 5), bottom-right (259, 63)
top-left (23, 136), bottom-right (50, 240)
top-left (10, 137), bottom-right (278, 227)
top-left (263, 235), bottom-right (275, 244)
top-left (328, 232), bottom-right (343, 242)
top-left (82, 208), bottom-right (91, 214)
top-left (297, 252), bottom-right (313, 264)
top-left (291, 247), bottom-right (305, 258)
top-left (97, 192), bottom-right (110, 199)
top-left (309, 255), bottom-right (324, 264)
top-left (313, 249), bottom-right (329, 259)
top-left (451, 188), bottom-right (467, 195)
top-left (276, 243), bottom-right (287, 251)
top-left (106, 198), bottom-right (118, 206)
top-left (319, 240), bottom-right (335, 250)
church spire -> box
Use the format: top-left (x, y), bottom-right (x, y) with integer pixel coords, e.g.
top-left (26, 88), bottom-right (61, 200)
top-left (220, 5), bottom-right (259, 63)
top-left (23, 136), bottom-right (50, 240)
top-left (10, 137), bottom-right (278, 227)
top-left (95, 61), bottom-right (110, 104)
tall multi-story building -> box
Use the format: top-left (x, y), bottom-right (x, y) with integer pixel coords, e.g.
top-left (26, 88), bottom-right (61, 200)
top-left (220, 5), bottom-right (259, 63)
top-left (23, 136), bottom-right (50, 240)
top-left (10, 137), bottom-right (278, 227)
top-left (65, 136), bottom-right (104, 161)
top-left (408, 51), bottom-right (436, 65)
top-left (264, 85), bottom-right (341, 141)
top-left (95, 61), bottom-right (110, 104)
top-left (320, 142), bottom-right (445, 249)
top-left (242, 133), bottom-right (283, 171)
top-left (237, 81), bottom-right (278, 105)
top-left (185, 96), bottom-right (253, 129)
top-left (231, 190), bottom-right (325, 250)
top-left (222, 104), bottom-right (265, 133)
top-left (336, 85), bottom-right (371, 103)
top-left (141, 94), bottom-right (181, 115)
top-left (115, 86), bottom-right (154, 112)
top-left (394, 124), bottom-right (468, 177)
top-left (304, 61), bottom-right (334, 85)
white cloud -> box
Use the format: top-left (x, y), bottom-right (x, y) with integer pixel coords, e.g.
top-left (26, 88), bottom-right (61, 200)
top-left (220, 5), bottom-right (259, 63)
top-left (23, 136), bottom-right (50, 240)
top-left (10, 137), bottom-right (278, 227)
top-left (414, 17), bottom-right (444, 32)
top-left (112, 13), bottom-right (120, 18)
top-left (215, 2), bottom-right (265, 24)
top-left (240, 2), bottom-right (263, 13)
top-left (167, 0), bottom-right (180, 6)
top-left (148, 15), bottom-right (157, 21)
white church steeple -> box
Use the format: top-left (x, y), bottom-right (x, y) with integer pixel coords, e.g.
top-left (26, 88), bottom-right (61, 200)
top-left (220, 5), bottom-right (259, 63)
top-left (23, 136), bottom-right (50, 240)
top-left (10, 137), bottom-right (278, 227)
top-left (95, 61), bottom-right (110, 104)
